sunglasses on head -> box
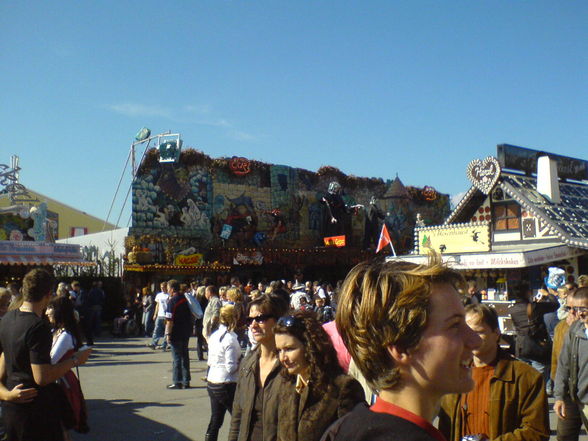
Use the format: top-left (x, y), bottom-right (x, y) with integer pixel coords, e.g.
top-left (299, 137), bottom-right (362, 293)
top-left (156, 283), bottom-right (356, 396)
top-left (277, 315), bottom-right (303, 328)
top-left (245, 314), bottom-right (275, 326)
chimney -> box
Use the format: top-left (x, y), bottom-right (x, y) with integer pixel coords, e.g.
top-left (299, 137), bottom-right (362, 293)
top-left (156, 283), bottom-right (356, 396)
top-left (537, 155), bottom-right (561, 204)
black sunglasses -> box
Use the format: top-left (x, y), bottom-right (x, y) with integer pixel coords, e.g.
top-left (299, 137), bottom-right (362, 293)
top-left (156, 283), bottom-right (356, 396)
top-left (245, 314), bottom-right (275, 326)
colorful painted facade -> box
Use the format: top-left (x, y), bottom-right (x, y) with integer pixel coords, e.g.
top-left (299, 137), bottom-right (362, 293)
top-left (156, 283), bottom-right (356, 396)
top-left (127, 148), bottom-right (450, 270)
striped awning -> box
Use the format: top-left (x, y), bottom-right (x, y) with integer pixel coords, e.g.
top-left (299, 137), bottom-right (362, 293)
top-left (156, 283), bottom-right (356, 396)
top-left (0, 255), bottom-right (95, 266)
top-left (0, 241), bottom-right (94, 267)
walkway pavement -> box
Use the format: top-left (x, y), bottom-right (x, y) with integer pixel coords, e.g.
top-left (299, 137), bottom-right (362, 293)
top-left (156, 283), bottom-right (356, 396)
top-left (71, 335), bottom-right (586, 441)
top-left (71, 335), bottom-right (226, 441)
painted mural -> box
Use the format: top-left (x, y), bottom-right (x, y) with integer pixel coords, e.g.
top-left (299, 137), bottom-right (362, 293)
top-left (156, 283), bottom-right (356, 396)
top-left (129, 149), bottom-right (450, 261)
top-left (0, 202), bottom-right (58, 242)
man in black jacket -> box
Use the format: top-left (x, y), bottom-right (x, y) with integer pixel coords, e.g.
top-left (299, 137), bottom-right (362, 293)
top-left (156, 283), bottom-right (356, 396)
top-left (164, 279), bottom-right (192, 389)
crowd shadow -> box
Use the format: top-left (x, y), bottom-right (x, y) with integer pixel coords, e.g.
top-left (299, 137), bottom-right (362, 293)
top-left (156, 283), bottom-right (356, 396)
top-left (70, 398), bottom-right (192, 441)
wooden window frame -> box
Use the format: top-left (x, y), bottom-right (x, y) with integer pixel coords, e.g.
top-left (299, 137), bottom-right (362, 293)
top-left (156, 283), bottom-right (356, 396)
top-left (493, 203), bottom-right (521, 232)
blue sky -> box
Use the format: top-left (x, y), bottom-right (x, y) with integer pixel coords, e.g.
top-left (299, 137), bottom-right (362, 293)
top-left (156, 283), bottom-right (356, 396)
top-left (2, 1), bottom-right (587, 225)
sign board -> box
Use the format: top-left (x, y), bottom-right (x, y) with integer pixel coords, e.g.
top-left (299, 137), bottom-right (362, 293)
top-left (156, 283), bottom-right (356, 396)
top-left (173, 253), bottom-right (204, 266)
top-left (497, 144), bottom-right (588, 181)
top-left (417, 224), bottom-right (490, 255)
top-left (323, 235), bottom-right (346, 247)
top-left (399, 245), bottom-right (584, 269)
top-left (466, 157), bottom-right (501, 194)
top-left (158, 140), bottom-right (182, 163)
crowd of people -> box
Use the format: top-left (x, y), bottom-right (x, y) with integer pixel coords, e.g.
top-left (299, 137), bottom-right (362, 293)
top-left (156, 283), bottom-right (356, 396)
top-left (1, 264), bottom-right (588, 441)
top-left (128, 265), bottom-right (588, 441)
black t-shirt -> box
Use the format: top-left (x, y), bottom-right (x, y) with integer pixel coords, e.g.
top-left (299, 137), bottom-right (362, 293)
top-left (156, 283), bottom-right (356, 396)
top-left (165, 295), bottom-right (192, 341)
top-left (0, 309), bottom-right (52, 390)
top-left (331, 404), bottom-right (440, 441)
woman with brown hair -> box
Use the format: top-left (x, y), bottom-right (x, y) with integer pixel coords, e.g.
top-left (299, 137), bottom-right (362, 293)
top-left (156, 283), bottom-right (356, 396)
top-left (274, 310), bottom-right (365, 441)
top-left (228, 294), bottom-right (289, 441)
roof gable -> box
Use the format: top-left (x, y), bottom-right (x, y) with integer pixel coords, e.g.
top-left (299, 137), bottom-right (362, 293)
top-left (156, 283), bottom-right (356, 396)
top-left (500, 174), bottom-right (588, 249)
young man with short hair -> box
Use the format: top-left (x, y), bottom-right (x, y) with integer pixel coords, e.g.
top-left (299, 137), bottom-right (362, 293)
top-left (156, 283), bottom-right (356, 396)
top-left (0, 268), bottom-right (92, 440)
top-left (148, 282), bottom-right (169, 350)
top-left (330, 258), bottom-right (481, 441)
top-left (439, 304), bottom-right (550, 441)
top-left (165, 279), bottom-right (192, 389)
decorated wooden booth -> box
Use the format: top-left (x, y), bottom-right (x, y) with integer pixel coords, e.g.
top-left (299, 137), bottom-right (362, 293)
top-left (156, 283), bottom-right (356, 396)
top-left (399, 144), bottom-right (588, 331)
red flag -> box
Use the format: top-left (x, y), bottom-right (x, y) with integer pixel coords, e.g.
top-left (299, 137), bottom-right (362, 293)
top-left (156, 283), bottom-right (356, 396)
top-left (376, 224), bottom-right (395, 255)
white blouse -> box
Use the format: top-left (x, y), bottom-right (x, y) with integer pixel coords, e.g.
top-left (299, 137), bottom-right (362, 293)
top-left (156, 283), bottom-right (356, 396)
top-left (51, 329), bottom-right (75, 364)
top-left (207, 324), bottom-right (241, 384)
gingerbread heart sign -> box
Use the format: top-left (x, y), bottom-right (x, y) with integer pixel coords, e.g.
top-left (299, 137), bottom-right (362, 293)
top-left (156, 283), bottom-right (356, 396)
top-left (466, 156), bottom-right (501, 194)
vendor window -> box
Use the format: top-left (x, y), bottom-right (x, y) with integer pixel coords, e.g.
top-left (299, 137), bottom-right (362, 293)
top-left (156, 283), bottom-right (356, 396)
top-left (493, 203), bottom-right (520, 231)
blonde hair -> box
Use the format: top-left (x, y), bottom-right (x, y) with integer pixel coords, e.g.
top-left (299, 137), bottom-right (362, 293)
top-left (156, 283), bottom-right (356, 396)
top-left (226, 287), bottom-right (243, 303)
top-left (56, 282), bottom-right (69, 297)
top-left (219, 304), bottom-right (237, 331)
top-left (336, 256), bottom-right (464, 392)
top-left (249, 289), bottom-right (261, 300)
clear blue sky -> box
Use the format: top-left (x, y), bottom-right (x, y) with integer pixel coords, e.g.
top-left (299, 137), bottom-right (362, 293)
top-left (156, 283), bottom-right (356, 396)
top-left (2, 1), bottom-right (587, 225)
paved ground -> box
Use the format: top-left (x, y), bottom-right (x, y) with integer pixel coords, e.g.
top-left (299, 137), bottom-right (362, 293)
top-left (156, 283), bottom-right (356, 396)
top-left (71, 335), bottom-right (587, 441)
top-left (71, 335), bottom-right (226, 441)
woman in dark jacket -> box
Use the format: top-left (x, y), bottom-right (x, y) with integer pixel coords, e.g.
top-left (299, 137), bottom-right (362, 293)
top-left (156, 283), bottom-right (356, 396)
top-left (274, 310), bottom-right (366, 441)
top-left (228, 294), bottom-right (289, 441)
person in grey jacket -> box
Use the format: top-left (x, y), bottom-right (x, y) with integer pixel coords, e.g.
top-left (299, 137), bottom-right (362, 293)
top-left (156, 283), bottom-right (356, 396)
top-left (554, 286), bottom-right (588, 431)
top-left (203, 285), bottom-right (222, 341)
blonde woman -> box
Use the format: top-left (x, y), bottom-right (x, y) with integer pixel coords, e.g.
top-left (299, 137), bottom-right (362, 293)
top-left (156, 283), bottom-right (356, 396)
top-left (206, 304), bottom-right (241, 441)
top-left (226, 287), bottom-right (246, 344)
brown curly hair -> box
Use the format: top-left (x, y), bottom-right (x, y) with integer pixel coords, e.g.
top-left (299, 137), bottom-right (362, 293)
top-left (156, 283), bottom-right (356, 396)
top-left (274, 310), bottom-right (343, 395)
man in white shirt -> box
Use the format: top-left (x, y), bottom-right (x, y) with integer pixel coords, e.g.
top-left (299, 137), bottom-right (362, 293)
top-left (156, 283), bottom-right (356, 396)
top-left (148, 282), bottom-right (169, 350)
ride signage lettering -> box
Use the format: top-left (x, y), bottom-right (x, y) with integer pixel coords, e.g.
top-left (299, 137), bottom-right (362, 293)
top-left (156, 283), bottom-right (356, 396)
top-left (174, 253), bottom-right (204, 266)
top-left (229, 157), bottom-right (251, 176)
top-left (323, 235), bottom-right (346, 247)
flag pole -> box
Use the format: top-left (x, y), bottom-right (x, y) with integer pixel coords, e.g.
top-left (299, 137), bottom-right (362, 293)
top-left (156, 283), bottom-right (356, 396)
top-left (390, 241), bottom-right (397, 257)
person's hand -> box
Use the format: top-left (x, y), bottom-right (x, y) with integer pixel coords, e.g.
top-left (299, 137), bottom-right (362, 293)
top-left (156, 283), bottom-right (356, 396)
top-left (330, 217), bottom-right (337, 224)
top-left (554, 400), bottom-right (566, 419)
top-left (8, 384), bottom-right (37, 403)
top-left (75, 347), bottom-right (93, 366)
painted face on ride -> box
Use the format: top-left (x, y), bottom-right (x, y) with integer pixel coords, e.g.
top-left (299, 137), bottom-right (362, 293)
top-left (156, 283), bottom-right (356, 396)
top-left (328, 181), bottom-right (341, 195)
top-left (275, 333), bottom-right (309, 377)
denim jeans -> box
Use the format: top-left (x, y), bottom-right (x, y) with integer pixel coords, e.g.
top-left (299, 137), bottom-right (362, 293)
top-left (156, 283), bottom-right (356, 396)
top-left (151, 317), bottom-right (167, 349)
top-left (171, 339), bottom-right (191, 386)
top-left (142, 310), bottom-right (154, 336)
top-left (206, 382), bottom-right (236, 440)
